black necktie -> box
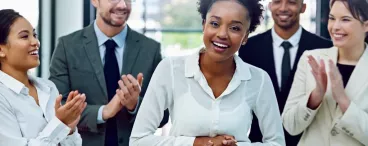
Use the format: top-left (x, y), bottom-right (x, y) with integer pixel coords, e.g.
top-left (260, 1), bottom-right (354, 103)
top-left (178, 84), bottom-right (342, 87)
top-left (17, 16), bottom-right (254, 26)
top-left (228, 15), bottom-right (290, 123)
top-left (103, 39), bottom-right (119, 146)
top-left (281, 41), bottom-right (292, 91)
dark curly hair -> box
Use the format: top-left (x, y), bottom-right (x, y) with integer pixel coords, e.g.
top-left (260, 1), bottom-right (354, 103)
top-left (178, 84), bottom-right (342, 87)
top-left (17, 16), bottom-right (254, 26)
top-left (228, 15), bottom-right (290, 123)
top-left (197, 0), bottom-right (264, 33)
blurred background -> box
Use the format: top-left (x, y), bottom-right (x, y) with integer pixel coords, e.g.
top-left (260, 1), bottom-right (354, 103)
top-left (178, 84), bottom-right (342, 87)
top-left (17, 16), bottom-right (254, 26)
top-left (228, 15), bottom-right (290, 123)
top-left (0, 0), bottom-right (332, 136)
top-left (0, 0), bottom-right (331, 78)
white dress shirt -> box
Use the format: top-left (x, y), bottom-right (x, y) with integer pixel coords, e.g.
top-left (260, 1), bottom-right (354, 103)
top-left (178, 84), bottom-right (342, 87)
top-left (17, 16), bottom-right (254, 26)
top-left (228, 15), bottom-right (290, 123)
top-left (0, 71), bottom-right (82, 146)
top-left (130, 50), bottom-right (285, 146)
top-left (271, 26), bottom-right (302, 89)
top-left (93, 22), bottom-right (139, 124)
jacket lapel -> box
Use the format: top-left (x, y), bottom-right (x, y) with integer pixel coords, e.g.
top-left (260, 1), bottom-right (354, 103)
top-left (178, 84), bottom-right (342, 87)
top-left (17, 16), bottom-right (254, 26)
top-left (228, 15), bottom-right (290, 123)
top-left (344, 46), bottom-right (368, 100)
top-left (83, 24), bottom-right (108, 97)
top-left (335, 45), bottom-right (368, 116)
top-left (262, 30), bottom-right (280, 92)
top-left (292, 29), bottom-right (309, 70)
top-left (122, 26), bottom-right (141, 74)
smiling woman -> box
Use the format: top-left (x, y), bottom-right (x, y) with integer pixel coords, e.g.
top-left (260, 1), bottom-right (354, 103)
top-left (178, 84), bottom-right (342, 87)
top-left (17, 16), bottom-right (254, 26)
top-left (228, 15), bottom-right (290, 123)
top-left (0, 0), bottom-right (40, 76)
top-left (281, 0), bottom-right (368, 146)
top-left (129, 0), bottom-right (286, 146)
top-left (0, 9), bottom-right (85, 146)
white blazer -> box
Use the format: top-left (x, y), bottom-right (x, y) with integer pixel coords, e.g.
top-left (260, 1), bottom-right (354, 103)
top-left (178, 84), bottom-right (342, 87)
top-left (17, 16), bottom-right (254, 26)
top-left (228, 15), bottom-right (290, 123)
top-left (282, 45), bottom-right (368, 146)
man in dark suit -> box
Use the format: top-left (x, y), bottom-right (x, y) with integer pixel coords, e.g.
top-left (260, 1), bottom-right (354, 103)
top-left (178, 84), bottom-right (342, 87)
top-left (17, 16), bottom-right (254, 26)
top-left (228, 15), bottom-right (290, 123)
top-left (49, 0), bottom-right (168, 146)
top-left (239, 0), bottom-right (332, 145)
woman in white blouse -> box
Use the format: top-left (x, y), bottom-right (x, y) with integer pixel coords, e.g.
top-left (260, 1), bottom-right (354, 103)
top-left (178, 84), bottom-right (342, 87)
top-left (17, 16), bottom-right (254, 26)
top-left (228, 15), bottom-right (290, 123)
top-left (0, 9), bottom-right (86, 146)
top-left (130, 0), bottom-right (285, 146)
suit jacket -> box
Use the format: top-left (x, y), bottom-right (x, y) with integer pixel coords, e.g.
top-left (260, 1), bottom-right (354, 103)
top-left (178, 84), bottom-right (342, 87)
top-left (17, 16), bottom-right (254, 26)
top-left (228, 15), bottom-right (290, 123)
top-left (238, 28), bottom-right (333, 145)
top-left (49, 24), bottom-right (168, 146)
top-left (282, 46), bottom-right (368, 146)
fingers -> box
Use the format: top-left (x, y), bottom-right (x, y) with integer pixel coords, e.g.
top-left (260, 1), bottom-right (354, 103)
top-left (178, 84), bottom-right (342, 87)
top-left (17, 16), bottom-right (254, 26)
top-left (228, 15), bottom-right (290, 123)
top-left (116, 89), bottom-right (127, 105)
top-left (224, 135), bottom-right (235, 140)
top-left (223, 136), bottom-right (237, 146)
top-left (69, 94), bottom-right (85, 112)
top-left (319, 59), bottom-right (326, 74)
top-left (328, 59), bottom-right (342, 82)
top-left (66, 90), bottom-right (79, 103)
top-left (127, 74), bottom-right (141, 92)
top-left (77, 102), bottom-right (87, 116)
top-left (55, 94), bottom-right (62, 110)
top-left (66, 91), bottom-right (74, 103)
top-left (137, 73), bottom-right (144, 87)
top-left (205, 140), bottom-right (213, 146)
top-left (308, 55), bottom-right (320, 72)
top-left (63, 93), bottom-right (82, 109)
top-left (119, 80), bottom-right (131, 97)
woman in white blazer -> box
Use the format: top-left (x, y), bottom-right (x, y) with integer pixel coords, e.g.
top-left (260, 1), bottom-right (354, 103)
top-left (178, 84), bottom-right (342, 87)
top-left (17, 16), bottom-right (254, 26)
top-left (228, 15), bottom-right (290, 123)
top-left (282, 0), bottom-right (368, 146)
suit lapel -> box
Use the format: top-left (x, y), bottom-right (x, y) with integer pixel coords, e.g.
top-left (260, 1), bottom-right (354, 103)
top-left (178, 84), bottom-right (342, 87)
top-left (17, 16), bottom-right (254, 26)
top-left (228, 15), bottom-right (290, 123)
top-left (335, 46), bottom-right (368, 117)
top-left (345, 47), bottom-right (368, 99)
top-left (321, 47), bottom-right (339, 118)
top-left (292, 29), bottom-right (309, 70)
top-left (122, 26), bottom-right (141, 74)
top-left (262, 31), bottom-right (280, 93)
top-left (83, 24), bottom-right (108, 97)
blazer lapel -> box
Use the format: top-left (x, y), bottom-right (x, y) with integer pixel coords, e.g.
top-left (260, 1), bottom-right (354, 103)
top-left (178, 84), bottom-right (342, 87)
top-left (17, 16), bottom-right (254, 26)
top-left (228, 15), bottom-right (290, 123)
top-left (261, 31), bottom-right (280, 92)
top-left (122, 26), bottom-right (142, 74)
top-left (292, 29), bottom-right (309, 70)
top-left (320, 47), bottom-right (339, 118)
top-left (83, 24), bottom-right (108, 97)
top-left (336, 46), bottom-right (368, 116)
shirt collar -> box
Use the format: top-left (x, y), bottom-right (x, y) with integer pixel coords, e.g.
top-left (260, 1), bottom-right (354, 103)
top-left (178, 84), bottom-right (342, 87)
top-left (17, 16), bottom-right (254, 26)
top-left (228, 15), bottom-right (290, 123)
top-left (93, 21), bottom-right (128, 48)
top-left (184, 48), bottom-right (251, 81)
top-left (271, 26), bottom-right (302, 48)
top-left (0, 71), bottom-right (50, 95)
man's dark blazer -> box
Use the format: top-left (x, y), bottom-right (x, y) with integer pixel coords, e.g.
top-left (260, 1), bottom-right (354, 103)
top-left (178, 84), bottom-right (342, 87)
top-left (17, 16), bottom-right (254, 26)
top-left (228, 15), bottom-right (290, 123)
top-left (49, 24), bottom-right (169, 146)
top-left (238, 28), bottom-right (333, 146)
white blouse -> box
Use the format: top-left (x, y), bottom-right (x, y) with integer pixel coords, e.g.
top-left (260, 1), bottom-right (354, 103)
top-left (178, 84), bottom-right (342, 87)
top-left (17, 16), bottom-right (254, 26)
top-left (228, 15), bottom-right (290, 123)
top-left (130, 51), bottom-right (285, 146)
top-left (0, 71), bottom-right (82, 146)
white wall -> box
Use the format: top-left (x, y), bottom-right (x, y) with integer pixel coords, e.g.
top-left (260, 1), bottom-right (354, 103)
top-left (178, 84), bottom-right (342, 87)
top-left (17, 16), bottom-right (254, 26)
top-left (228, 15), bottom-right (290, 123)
top-left (55, 0), bottom-right (84, 39)
top-left (40, 0), bottom-right (84, 78)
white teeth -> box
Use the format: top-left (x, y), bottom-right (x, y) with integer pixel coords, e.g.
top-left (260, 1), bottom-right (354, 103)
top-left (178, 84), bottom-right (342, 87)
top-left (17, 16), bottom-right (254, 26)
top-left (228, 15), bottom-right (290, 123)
top-left (114, 11), bottom-right (126, 15)
top-left (213, 42), bottom-right (229, 48)
top-left (334, 34), bottom-right (344, 38)
top-left (29, 50), bottom-right (38, 55)
top-left (279, 15), bottom-right (289, 19)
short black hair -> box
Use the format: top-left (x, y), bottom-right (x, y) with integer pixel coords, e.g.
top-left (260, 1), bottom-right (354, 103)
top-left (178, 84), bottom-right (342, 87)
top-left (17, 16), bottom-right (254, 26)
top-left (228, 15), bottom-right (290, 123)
top-left (197, 0), bottom-right (264, 33)
top-left (330, 0), bottom-right (368, 43)
top-left (0, 9), bottom-right (22, 45)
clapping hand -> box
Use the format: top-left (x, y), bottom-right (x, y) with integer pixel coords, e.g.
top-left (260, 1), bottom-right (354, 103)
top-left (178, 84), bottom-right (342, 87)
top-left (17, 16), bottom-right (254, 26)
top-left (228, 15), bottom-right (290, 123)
top-left (116, 73), bottom-right (143, 111)
top-left (55, 91), bottom-right (86, 134)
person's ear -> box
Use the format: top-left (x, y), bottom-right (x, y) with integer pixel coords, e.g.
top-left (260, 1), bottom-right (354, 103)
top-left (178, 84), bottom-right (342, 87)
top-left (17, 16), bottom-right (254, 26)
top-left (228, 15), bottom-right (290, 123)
top-left (91, 0), bottom-right (99, 8)
top-left (300, 3), bottom-right (307, 13)
top-left (268, 2), bottom-right (272, 10)
top-left (364, 20), bottom-right (368, 33)
top-left (242, 31), bottom-right (250, 45)
top-left (0, 45), bottom-right (5, 58)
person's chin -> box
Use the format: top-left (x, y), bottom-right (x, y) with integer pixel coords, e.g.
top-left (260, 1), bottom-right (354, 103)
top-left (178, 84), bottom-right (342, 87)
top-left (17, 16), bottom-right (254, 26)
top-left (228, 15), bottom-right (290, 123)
top-left (332, 41), bottom-right (347, 48)
top-left (24, 63), bottom-right (40, 70)
top-left (276, 21), bottom-right (294, 29)
top-left (207, 49), bottom-right (231, 62)
top-left (111, 19), bottom-right (127, 27)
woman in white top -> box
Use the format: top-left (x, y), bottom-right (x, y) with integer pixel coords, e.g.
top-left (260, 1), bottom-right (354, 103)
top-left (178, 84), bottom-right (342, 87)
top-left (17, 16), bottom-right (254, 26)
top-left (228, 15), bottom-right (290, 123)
top-left (130, 0), bottom-right (285, 146)
top-left (282, 0), bottom-right (368, 145)
top-left (0, 9), bottom-right (86, 146)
